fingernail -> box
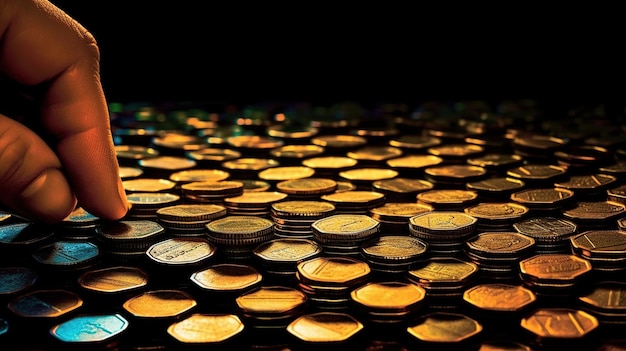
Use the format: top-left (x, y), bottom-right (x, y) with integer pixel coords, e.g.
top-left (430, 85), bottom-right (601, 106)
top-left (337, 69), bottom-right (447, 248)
top-left (17, 168), bottom-right (77, 223)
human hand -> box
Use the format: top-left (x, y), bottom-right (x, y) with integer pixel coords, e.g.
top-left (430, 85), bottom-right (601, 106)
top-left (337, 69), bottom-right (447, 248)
top-left (0, 0), bottom-right (128, 223)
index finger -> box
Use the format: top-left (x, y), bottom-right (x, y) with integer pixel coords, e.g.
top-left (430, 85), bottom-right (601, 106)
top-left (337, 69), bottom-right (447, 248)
top-left (0, 0), bottom-right (128, 220)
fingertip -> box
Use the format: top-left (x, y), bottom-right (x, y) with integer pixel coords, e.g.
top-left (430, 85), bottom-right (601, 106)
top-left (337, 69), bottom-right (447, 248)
top-left (15, 168), bottom-right (77, 223)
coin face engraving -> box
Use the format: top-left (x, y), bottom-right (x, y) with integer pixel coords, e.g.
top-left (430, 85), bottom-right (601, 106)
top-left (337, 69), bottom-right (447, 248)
top-left (297, 257), bottom-right (370, 284)
top-left (519, 254), bottom-right (592, 280)
top-left (463, 283), bottom-right (536, 311)
top-left (410, 212), bottom-right (477, 231)
top-left (467, 232), bottom-right (535, 253)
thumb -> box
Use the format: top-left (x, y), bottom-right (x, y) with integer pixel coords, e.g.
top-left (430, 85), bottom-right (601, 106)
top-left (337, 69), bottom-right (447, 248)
top-left (0, 113), bottom-right (76, 223)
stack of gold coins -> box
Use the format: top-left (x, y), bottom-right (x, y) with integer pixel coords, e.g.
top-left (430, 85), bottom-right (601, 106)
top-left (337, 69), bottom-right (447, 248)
top-left (311, 214), bottom-right (380, 257)
top-left (368, 202), bottom-right (433, 234)
top-left (205, 216), bottom-right (275, 261)
top-left (416, 189), bottom-right (479, 211)
top-left (554, 173), bottom-right (617, 201)
top-left (189, 263), bottom-right (263, 310)
top-left (406, 257), bottom-right (479, 310)
top-left (465, 176), bottom-right (526, 202)
top-left (226, 135), bottom-right (283, 158)
top-left (252, 238), bottom-right (322, 283)
top-left (221, 157), bottom-right (280, 180)
top-left (423, 164), bottom-right (488, 189)
top-left (125, 192), bottom-right (180, 219)
top-left (350, 281), bottom-right (426, 324)
top-left (405, 312), bottom-right (483, 350)
top-left (466, 153), bottom-right (524, 176)
top-left (578, 281), bottom-right (626, 331)
top-left (510, 187), bottom-right (576, 215)
top-left (122, 178), bottom-right (177, 194)
top-left (156, 204), bottom-right (227, 236)
top-left (275, 178), bottom-right (338, 201)
top-left (519, 307), bottom-right (599, 350)
top-left (385, 154), bottom-right (443, 178)
top-left (311, 134), bottom-right (367, 156)
top-left (346, 145), bottom-right (403, 168)
top-left (257, 166), bottom-right (316, 189)
top-left (295, 256), bottom-right (371, 310)
top-left (462, 283), bottom-right (537, 332)
top-left (166, 313), bottom-right (245, 348)
top-left (270, 200), bottom-right (336, 239)
top-left (408, 211), bottom-right (477, 257)
top-left (562, 200), bottom-right (626, 231)
top-left (302, 156), bottom-right (358, 180)
top-left (77, 266), bottom-right (149, 310)
top-left (518, 253), bottom-right (593, 300)
top-left (506, 163), bottom-right (568, 188)
top-left (320, 190), bottom-right (385, 215)
top-left (235, 286), bottom-right (308, 330)
top-left (286, 311), bottom-right (364, 348)
top-left (145, 237), bottom-right (217, 288)
top-left (338, 168), bottom-right (398, 191)
top-left (186, 147), bottom-right (241, 168)
top-left (138, 155), bottom-right (197, 179)
top-left (359, 235), bottom-right (429, 277)
top-left (151, 133), bottom-right (208, 156)
top-left (96, 220), bottom-right (166, 263)
top-left (512, 216), bottom-right (579, 254)
top-left (168, 169), bottom-right (230, 189)
top-left (58, 207), bottom-right (100, 240)
top-left (371, 178), bottom-right (434, 203)
top-left (223, 191), bottom-right (288, 217)
top-left (179, 180), bottom-right (244, 204)
top-left (464, 202), bottom-right (529, 232)
top-left (464, 232), bottom-right (536, 282)
top-left (115, 144), bottom-right (159, 167)
top-left (269, 144), bottom-right (325, 166)
top-left (569, 230), bottom-right (626, 274)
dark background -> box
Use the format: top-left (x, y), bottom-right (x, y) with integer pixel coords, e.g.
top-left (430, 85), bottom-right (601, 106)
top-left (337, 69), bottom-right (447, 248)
top-left (51, 2), bottom-right (621, 116)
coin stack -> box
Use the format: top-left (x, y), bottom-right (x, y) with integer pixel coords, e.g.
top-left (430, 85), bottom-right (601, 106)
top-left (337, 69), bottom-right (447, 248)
top-left (406, 257), bottom-right (479, 310)
top-left (275, 178), bottom-right (338, 201)
top-left (252, 238), bottom-right (322, 283)
top-left (295, 256), bottom-right (371, 310)
top-left (512, 216), bottom-right (579, 254)
top-left (235, 286), bottom-right (308, 330)
top-left (518, 253), bottom-right (593, 300)
top-left (359, 235), bottom-right (429, 277)
top-left (578, 281), bottom-right (626, 331)
top-left (320, 190), bottom-right (386, 215)
top-left (464, 232), bottom-right (536, 281)
top-left (350, 281), bottom-right (426, 324)
top-left (96, 220), bottom-right (167, 263)
top-left (125, 192), bottom-right (181, 219)
top-left (311, 214), bottom-right (380, 257)
top-left (189, 263), bottom-right (263, 310)
top-left (569, 230), bottom-right (626, 274)
top-left (223, 191), bottom-right (288, 217)
top-left (464, 202), bottom-right (529, 232)
top-left (205, 215), bottom-right (275, 261)
top-left (58, 207), bottom-right (100, 240)
top-left (368, 202), bottom-right (433, 234)
top-left (270, 200), bottom-right (336, 239)
top-left (179, 180), bottom-right (244, 204)
top-left (155, 204), bottom-right (227, 236)
top-left (408, 211), bottom-right (478, 257)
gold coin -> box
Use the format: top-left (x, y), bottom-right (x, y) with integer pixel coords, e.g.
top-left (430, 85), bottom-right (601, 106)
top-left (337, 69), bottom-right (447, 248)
top-left (276, 178), bottom-right (337, 195)
top-left (169, 169), bottom-right (230, 183)
top-left (258, 166), bottom-right (315, 181)
top-left (297, 256), bottom-right (371, 285)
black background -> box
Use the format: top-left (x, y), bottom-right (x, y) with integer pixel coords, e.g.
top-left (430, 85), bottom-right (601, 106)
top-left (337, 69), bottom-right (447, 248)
top-left (51, 2), bottom-right (621, 115)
